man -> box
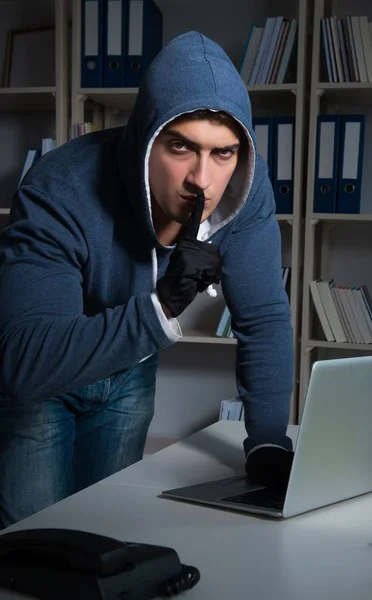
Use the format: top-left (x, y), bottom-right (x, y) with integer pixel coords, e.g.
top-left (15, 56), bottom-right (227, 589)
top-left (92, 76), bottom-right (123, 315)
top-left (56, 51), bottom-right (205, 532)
top-left (0, 31), bottom-right (294, 529)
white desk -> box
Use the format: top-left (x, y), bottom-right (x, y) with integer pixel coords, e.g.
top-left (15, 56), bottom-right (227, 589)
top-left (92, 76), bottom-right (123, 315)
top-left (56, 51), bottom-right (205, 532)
top-left (1, 421), bottom-right (372, 600)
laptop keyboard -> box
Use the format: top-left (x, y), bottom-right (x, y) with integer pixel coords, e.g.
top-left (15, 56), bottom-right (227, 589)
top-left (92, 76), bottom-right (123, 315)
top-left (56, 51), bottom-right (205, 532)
top-left (221, 487), bottom-right (286, 511)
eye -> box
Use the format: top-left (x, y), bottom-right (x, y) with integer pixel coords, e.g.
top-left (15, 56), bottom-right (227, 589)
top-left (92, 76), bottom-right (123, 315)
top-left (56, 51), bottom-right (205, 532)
top-left (169, 140), bottom-right (188, 152)
top-left (216, 149), bottom-right (237, 160)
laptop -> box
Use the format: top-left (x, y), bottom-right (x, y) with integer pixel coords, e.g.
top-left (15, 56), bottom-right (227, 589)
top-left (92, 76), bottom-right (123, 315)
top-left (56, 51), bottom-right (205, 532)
top-left (160, 356), bottom-right (372, 518)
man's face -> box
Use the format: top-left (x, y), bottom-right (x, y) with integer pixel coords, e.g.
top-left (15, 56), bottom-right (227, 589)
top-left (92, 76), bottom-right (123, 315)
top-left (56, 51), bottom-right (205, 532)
top-left (148, 118), bottom-right (240, 228)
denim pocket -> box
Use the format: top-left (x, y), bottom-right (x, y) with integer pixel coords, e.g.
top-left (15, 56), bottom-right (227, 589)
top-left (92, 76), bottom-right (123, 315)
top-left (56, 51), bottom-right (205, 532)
top-left (80, 378), bottom-right (111, 403)
top-left (60, 377), bottom-right (111, 412)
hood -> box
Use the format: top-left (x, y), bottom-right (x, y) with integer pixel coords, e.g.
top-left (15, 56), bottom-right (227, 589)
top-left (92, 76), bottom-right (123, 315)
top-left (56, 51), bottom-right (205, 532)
top-left (117, 30), bottom-right (256, 247)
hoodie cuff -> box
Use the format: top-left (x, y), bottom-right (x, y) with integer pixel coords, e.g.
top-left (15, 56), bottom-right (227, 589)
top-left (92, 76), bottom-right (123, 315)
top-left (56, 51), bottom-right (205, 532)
top-left (151, 292), bottom-right (182, 343)
top-left (246, 443), bottom-right (289, 459)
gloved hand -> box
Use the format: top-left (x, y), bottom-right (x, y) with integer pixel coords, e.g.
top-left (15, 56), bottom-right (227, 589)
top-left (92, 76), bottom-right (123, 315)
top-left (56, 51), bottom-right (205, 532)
top-left (156, 190), bottom-right (222, 318)
top-left (245, 446), bottom-right (294, 491)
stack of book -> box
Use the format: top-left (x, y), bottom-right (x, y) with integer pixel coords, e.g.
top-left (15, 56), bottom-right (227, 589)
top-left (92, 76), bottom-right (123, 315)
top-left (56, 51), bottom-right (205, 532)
top-left (239, 16), bottom-right (298, 85)
top-left (18, 138), bottom-right (56, 187)
top-left (310, 279), bottom-right (372, 344)
top-left (219, 398), bottom-right (244, 421)
top-left (74, 122), bottom-right (100, 137)
top-left (321, 16), bottom-right (372, 83)
top-left (216, 305), bottom-right (234, 339)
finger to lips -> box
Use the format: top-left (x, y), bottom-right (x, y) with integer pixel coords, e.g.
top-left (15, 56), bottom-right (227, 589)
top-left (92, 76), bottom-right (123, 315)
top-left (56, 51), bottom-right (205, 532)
top-left (184, 189), bottom-right (205, 239)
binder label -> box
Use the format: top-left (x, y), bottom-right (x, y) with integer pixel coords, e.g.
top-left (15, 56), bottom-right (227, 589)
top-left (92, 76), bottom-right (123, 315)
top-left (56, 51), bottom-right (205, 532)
top-left (85, 0), bottom-right (99, 56)
top-left (277, 123), bottom-right (293, 180)
top-left (128, 0), bottom-right (144, 55)
top-left (255, 125), bottom-right (269, 164)
top-left (107, 0), bottom-right (123, 55)
top-left (318, 121), bottom-right (335, 179)
top-left (342, 122), bottom-right (361, 179)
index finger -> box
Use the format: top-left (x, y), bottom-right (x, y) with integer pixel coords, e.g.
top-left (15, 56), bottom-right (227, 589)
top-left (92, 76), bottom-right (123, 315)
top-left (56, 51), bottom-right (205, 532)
top-left (184, 189), bottom-right (205, 239)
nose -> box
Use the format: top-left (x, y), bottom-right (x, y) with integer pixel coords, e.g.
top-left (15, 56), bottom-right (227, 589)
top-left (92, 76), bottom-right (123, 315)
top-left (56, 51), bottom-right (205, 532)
top-left (185, 155), bottom-right (211, 192)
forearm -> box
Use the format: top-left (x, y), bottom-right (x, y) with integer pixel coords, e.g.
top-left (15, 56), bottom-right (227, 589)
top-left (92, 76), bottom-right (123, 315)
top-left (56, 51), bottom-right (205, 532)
top-left (0, 293), bottom-right (178, 404)
top-left (219, 174), bottom-right (295, 454)
top-left (234, 307), bottom-right (294, 454)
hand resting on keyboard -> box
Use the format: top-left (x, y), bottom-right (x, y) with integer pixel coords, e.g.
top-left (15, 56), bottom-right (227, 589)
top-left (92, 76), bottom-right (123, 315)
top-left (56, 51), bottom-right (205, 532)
top-left (245, 446), bottom-right (294, 491)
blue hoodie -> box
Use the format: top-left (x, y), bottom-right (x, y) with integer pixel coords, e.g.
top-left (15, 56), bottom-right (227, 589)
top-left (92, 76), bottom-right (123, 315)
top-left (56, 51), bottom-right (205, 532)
top-left (0, 32), bottom-right (294, 454)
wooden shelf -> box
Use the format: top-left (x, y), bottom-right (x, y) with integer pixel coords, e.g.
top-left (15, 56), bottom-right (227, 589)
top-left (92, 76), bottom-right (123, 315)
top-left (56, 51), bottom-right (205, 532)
top-left (312, 213), bottom-right (372, 222)
top-left (317, 82), bottom-right (372, 104)
top-left (307, 340), bottom-right (372, 351)
top-left (247, 83), bottom-right (297, 108)
top-left (78, 88), bottom-right (138, 111)
top-left (0, 87), bottom-right (57, 111)
top-left (248, 83), bottom-right (297, 93)
top-left (276, 214), bottom-right (294, 223)
top-left (179, 330), bottom-right (236, 345)
top-left (78, 83), bottom-right (298, 112)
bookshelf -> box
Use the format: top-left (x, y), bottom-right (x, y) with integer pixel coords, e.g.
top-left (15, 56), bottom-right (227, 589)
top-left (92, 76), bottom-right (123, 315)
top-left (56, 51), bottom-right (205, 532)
top-left (312, 213), bottom-right (372, 221)
top-left (0, 87), bottom-right (57, 111)
top-left (299, 0), bottom-right (372, 418)
top-left (317, 81), bottom-right (372, 102)
top-left (73, 83), bottom-right (299, 114)
top-left (70, 0), bottom-right (309, 426)
top-left (0, 0), bottom-right (69, 211)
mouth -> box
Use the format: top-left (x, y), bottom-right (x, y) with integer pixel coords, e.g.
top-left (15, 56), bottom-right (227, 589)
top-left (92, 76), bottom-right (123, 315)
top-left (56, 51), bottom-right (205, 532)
top-left (180, 194), bottom-right (210, 204)
top-left (180, 194), bottom-right (197, 201)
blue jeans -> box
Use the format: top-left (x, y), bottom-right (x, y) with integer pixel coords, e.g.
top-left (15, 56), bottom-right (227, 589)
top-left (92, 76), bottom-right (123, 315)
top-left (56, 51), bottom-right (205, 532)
top-left (0, 353), bottom-right (158, 529)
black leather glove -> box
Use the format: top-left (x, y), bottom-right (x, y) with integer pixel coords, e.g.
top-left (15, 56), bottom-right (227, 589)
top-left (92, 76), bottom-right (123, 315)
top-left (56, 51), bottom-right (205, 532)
top-left (157, 190), bottom-right (222, 318)
top-left (245, 446), bottom-right (294, 491)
